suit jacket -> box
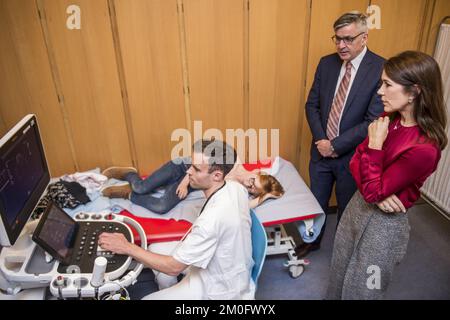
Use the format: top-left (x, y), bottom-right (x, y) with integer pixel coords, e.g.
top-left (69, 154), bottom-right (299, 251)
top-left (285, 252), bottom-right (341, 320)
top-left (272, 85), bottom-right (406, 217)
top-left (306, 49), bottom-right (385, 162)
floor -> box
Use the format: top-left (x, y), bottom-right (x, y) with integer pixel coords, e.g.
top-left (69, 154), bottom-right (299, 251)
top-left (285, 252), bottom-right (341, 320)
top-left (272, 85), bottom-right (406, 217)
top-left (127, 200), bottom-right (450, 300)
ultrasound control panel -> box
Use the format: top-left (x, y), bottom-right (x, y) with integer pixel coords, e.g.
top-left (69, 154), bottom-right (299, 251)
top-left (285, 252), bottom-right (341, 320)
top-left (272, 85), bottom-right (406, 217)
top-left (57, 220), bottom-right (132, 274)
top-left (32, 202), bottom-right (133, 275)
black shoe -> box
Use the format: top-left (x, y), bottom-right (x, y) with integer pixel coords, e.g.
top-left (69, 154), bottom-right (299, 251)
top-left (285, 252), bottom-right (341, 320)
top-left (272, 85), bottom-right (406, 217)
top-left (294, 242), bottom-right (320, 258)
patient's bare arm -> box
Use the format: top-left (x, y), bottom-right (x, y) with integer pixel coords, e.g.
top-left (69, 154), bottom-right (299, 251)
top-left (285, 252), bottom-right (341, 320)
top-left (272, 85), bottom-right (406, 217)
top-left (249, 192), bottom-right (282, 209)
top-left (176, 174), bottom-right (190, 199)
top-left (249, 197), bottom-right (260, 209)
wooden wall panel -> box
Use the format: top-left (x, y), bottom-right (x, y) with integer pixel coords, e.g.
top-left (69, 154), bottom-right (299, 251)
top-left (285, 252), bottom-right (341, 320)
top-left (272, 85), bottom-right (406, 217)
top-left (421, 0), bottom-right (450, 55)
top-left (298, 0), bottom-right (367, 184)
top-left (0, 117), bottom-right (6, 138)
top-left (184, 0), bottom-right (245, 133)
top-left (249, 0), bottom-right (309, 164)
top-left (369, 0), bottom-right (428, 58)
top-left (39, 0), bottom-right (132, 171)
top-left (114, 0), bottom-right (186, 173)
top-left (0, 0), bottom-right (75, 176)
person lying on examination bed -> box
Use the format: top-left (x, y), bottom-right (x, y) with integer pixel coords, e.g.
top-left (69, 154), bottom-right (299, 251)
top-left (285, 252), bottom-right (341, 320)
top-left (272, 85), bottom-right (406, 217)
top-left (98, 139), bottom-right (255, 300)
top-left (101, 154), bottom-right (284, 212)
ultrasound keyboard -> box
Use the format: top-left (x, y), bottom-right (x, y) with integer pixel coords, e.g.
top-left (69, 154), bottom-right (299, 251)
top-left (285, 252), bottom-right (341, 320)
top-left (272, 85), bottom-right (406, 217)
top-left (57, 218), bottom-right (132, 274)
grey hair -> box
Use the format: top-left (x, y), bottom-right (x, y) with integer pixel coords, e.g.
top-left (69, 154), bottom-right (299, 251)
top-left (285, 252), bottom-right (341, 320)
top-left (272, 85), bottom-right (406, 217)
top-left (333, 11), bottom-right (368, 33)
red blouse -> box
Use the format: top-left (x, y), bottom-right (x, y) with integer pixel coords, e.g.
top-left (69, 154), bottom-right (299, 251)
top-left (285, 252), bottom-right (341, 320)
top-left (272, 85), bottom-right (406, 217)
top-left (350, 116), bottom-right (441, 209)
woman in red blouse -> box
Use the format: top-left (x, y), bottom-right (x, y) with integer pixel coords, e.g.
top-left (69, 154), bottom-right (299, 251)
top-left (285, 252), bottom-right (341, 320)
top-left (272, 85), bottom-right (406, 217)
top-left (326, 51), bottom-right (448, 300)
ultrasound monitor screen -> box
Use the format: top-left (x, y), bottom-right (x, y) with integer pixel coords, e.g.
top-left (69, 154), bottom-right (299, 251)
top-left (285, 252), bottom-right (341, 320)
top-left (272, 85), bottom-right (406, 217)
top-left (33, 202), bottom-right (78, 263)
top-left (0, 126), bottom-right (45, 226)
top-left (0, 115), bottom-right (50, 246)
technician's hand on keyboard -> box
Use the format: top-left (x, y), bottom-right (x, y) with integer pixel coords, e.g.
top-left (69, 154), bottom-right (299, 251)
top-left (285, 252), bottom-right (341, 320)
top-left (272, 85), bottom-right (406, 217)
top-left (98, 232), bottom-right (133, 255)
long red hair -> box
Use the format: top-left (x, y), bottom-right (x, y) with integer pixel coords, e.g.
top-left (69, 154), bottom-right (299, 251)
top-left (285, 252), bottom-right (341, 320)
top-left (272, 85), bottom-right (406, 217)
top-left (256, 173), bottom-right (284, 204)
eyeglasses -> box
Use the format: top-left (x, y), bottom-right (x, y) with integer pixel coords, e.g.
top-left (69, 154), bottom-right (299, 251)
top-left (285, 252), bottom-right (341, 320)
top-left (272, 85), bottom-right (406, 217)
top-left (331, 32), bottom-right (365, 45)
top-left (248, 178), bottom-right (255, 188)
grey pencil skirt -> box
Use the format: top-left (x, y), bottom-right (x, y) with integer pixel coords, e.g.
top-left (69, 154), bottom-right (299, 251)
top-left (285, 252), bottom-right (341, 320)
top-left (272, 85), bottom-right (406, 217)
top-left (326, 190), bottom-right (410, 300)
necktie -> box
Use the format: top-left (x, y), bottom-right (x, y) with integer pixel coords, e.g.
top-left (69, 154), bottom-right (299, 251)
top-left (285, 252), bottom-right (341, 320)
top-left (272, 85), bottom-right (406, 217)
top-left (326, 62), bottom-right (352, 140)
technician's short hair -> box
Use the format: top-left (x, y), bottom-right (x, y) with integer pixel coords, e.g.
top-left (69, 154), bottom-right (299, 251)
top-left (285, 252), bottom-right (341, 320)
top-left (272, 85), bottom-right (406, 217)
top-left (333, 11), bottom-right (368, 33)
top-left (192, 139), bottom-right (237, 176)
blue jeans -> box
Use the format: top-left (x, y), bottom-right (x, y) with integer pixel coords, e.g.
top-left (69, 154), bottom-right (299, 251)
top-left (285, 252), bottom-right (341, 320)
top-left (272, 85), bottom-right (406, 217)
top-left (124, 158), bottom-right (193, 214)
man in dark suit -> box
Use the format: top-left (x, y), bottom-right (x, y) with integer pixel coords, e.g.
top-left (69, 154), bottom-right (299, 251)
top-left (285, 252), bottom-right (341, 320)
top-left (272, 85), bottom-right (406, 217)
top-left (295, 12), bottom-right (384, 258)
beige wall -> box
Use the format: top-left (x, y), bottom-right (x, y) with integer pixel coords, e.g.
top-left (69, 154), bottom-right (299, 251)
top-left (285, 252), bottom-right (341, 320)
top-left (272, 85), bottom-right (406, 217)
top-left (1, 0), bottom-right (449, 181)
top-left (0, 0), bottom-right (76, 176)
top-left (113, 0), bottom-right (187, 172)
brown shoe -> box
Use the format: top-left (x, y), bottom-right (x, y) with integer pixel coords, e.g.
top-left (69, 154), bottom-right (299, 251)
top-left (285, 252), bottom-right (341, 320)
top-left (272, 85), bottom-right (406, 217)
top-left (294, 242), bottom-right (320, 258)
top-left (102, 166), bottom-right (137, 180)
top-left (102, 184), bottom-right (132, 199)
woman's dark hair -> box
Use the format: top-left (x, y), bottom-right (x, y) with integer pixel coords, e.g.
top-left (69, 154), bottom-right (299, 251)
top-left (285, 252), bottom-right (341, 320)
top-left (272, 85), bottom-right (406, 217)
top-left (384, 51), bottom-right (447, 150)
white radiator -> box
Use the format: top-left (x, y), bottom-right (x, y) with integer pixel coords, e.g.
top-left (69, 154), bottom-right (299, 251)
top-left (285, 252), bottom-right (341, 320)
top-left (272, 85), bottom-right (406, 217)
top-left (421, 23), bottom-right (450, 216)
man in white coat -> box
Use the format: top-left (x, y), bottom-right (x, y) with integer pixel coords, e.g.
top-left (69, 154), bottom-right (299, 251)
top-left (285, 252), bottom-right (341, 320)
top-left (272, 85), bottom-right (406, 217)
top-left (98, 139), bottom-right (255, 299)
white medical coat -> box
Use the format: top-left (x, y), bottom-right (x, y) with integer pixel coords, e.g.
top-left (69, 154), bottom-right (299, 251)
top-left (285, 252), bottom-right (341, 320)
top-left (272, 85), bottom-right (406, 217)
top-left (172, 181), bottom-right (255, 300)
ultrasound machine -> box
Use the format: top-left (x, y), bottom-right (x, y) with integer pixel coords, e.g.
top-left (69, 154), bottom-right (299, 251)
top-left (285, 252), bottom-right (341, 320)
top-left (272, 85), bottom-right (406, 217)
top-left (0, 114), bottom-right (147, 299)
